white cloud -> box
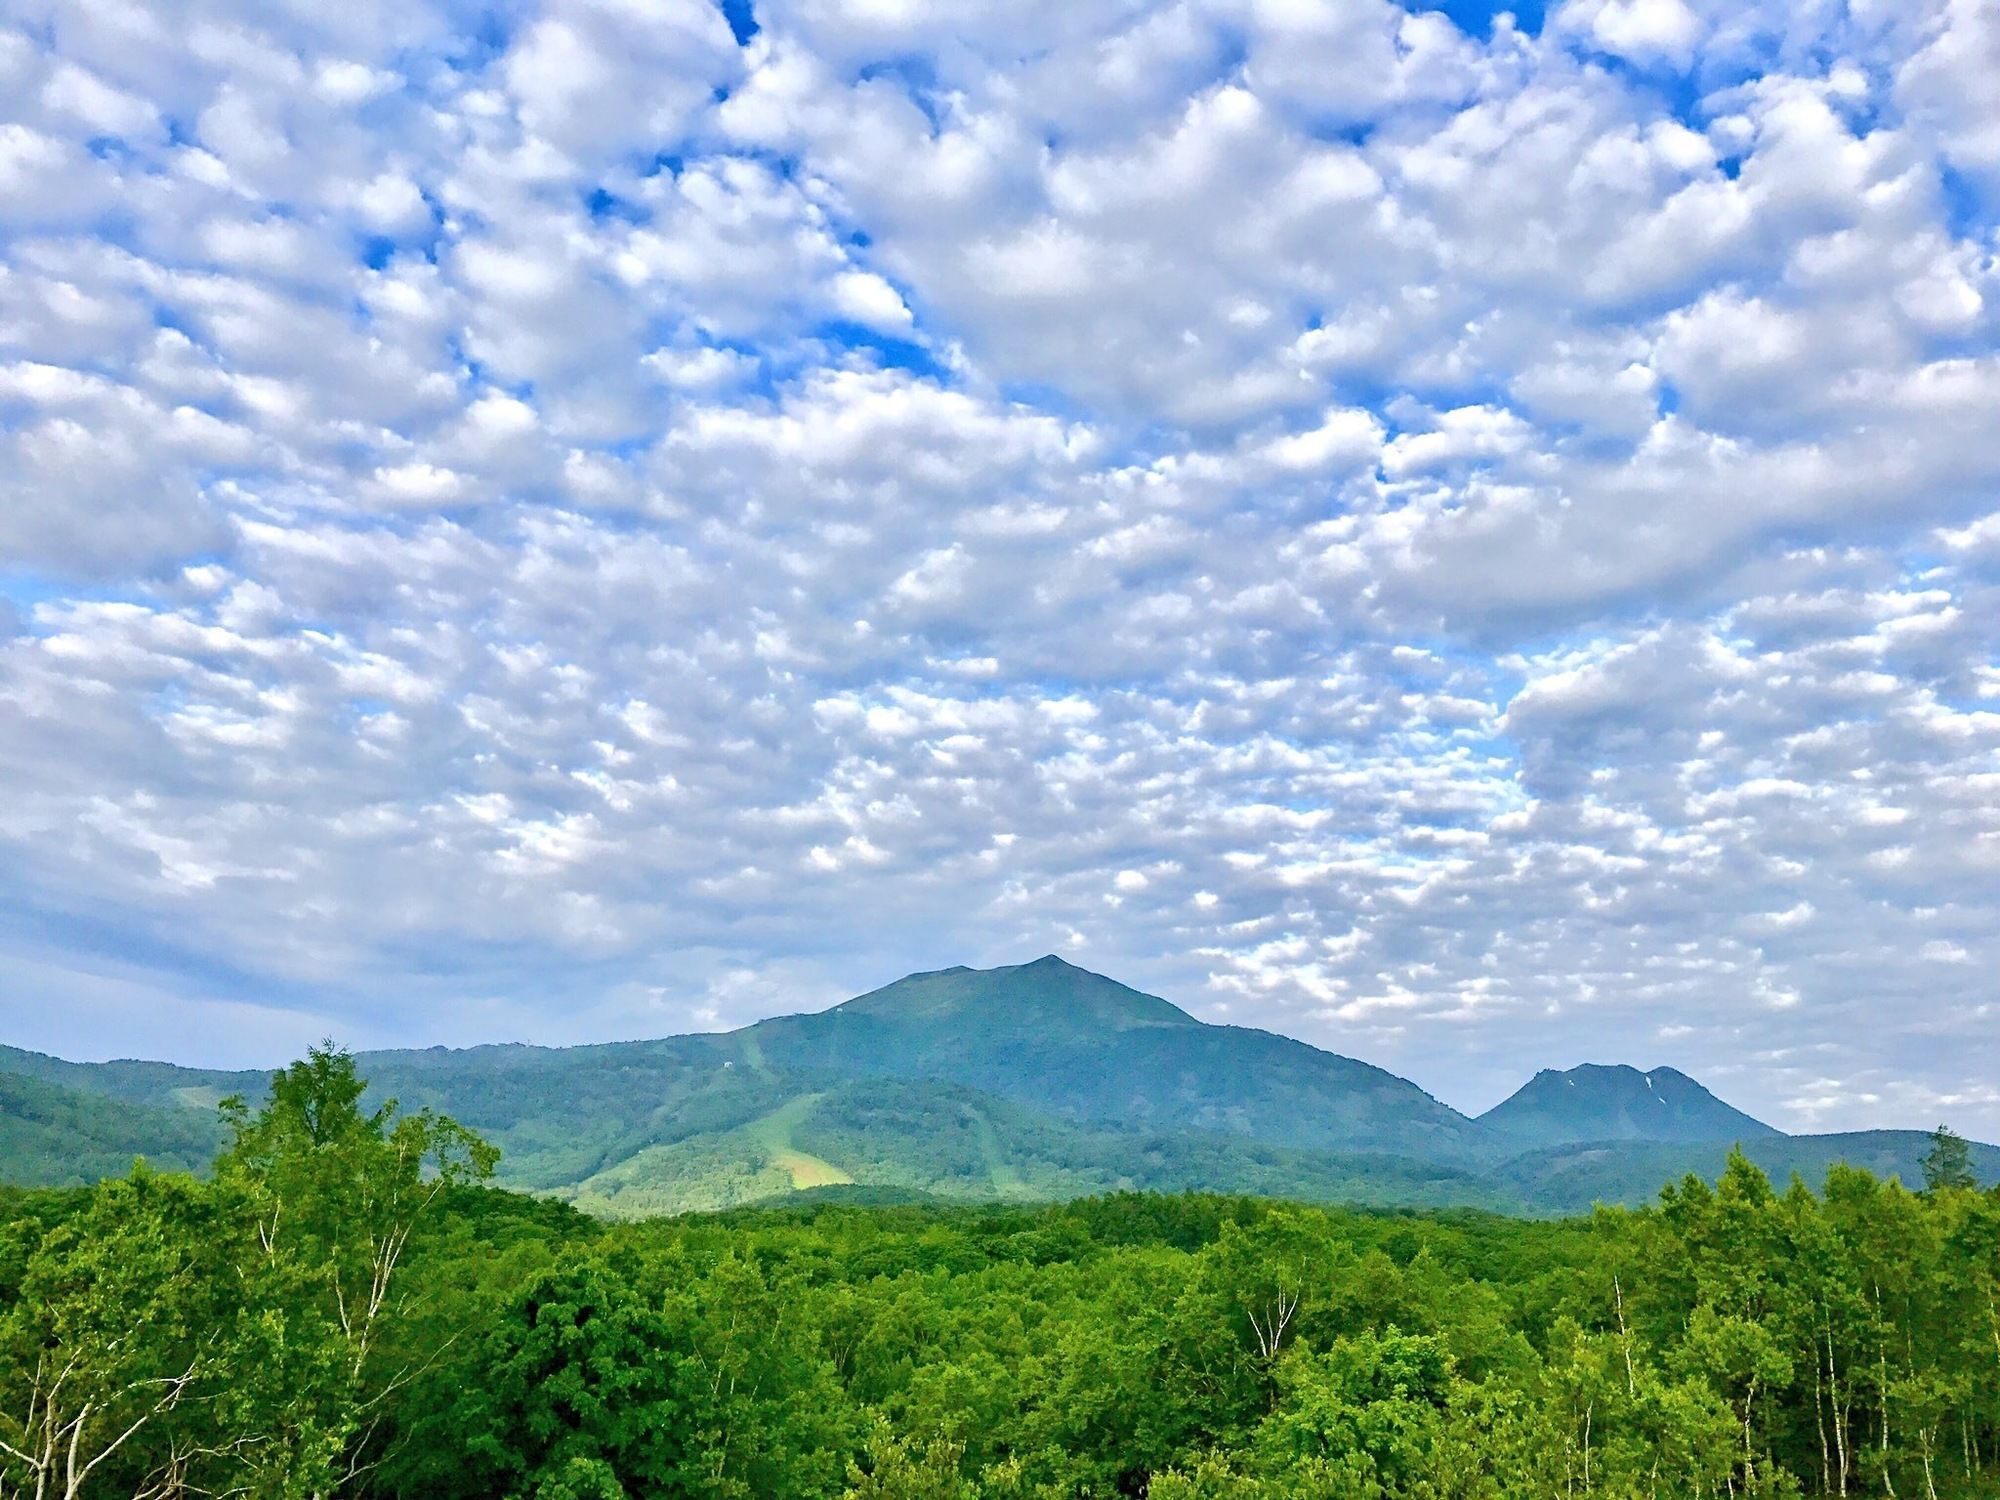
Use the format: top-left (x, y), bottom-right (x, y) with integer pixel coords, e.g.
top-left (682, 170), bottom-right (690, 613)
top-left (1, 0), bottom-right (1999, 1139)
top-left (1563, 0), bottom-right (1706, 69)
top-left (502, 0), bottom-right (740, 166)
top-left (830, 269), bottom-right (914, 332)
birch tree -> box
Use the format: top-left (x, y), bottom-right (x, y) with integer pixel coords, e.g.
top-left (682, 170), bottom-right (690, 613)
top-left (214, 1043), bottom-right (497, 1491)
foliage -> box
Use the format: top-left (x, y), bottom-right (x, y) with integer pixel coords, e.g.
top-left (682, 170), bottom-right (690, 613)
top-left (0, 1046), bottom-right (492, 1499)
top-left (1924, 1125), bottom-right (1978, 1194)
top-left (4, 1051), bottom-right (2000, 1500)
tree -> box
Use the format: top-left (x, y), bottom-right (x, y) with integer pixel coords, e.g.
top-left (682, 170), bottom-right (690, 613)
top-left (1252, 1329), bottom-right (1451, 1495)
top-left (0, 1170), bottom-right (222, 1500)
top-left (215, 1043), bottom-right (497, 1490)
top-left (440, 1254), bottom-right (683, 1499)
top-left (0, 1165), bottom-right (349, 1500)
top-left (842, 1420), bottom-right (980, 1500)
top-left (1921, 1126), bottom-right (1976, 1194)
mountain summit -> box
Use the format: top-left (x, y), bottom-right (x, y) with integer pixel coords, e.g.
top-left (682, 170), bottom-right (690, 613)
top-left (830, 955), bottom-right (1197, 1037)
top-left (1477, 1063), bottom-right (1780, 1149)
top-left (749, 956), bottom-right (1476, 1159)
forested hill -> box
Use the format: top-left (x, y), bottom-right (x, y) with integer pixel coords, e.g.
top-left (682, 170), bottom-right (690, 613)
top-left (1478, 1062), bottom-right (1784, 1149)
top-left (744, 956), bottom-right (1480, 1159)
top-left (3, 957), bottom-right (1994, 1213)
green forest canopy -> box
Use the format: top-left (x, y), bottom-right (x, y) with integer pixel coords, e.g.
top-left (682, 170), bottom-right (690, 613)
top-left (3, 1047), bottom-right (1998, 1499)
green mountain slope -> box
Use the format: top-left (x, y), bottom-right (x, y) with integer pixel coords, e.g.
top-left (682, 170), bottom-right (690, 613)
top-left (560, 1076), bottom-right (1516, 1219)
top-left (1477, 1063), bottom-right (1781, 1150)
top-left (0, 1042), bottom-right (261, 1109)
top-left (2, 959), bottom-right (1992, 1214)
top-left (0, 1036), bottom-right (787, 1191)
top-left (0, 1071), bottom-right (226, 1185)
top-left (747, 956), bottom-right (1481, 1159)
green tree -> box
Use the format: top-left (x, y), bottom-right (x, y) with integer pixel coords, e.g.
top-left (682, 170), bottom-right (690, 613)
top-left (0, 1169), bottom-right (225, 1500)
top-left (843, 1419), bottom-right (980, 1499)
top-left (215, 1042), bottom-right (497, 1490)
top-left (1920, 1126), bottom-right (1976, 1194)
top-left (0, 1166), bottom-right (348, 1500)
top-left (1251, 1328), bottom-right (1451, 1496)
top-left (444, 1254), bottom-right (682, 1498)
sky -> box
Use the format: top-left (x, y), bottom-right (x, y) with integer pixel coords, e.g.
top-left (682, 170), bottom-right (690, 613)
top-left (2, 0), bottom-right (1998, 1136)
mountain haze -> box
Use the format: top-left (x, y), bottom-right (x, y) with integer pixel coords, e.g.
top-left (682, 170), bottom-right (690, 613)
top-left (2, 959), bottom-right (1991, 1214)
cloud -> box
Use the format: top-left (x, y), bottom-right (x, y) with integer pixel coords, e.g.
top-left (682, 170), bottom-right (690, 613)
top-left (1, 0), bottom-right (1998, 1139)
top-left (1561, 0), bottom-right (1706, 69)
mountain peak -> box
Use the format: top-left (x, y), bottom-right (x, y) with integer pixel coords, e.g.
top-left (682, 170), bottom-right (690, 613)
top-left (737, 957), bottom-right (1478, 1160)
top-left (1479, 1061), bottom-right (1779, 1149)
top-left (830, 957), bottom-right (1196, 1034)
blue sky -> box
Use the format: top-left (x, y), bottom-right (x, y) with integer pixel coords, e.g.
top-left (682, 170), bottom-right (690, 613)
top-left (3, 0), bottom-right (1999, 1135)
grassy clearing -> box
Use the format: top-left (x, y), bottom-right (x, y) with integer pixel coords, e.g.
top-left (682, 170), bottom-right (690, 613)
top-left (968, 1107), bottom-right (1026, 1195)
top-left (737, 1032), bottom-right (772, 1079)
top-left (748, 1096), bottom-right (854, 1190)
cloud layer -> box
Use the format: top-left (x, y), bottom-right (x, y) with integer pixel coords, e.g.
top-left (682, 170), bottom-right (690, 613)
top-left (3, 0), bottom-right (1997, 1134)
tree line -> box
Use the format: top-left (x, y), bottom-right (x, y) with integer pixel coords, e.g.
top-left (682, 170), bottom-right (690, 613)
top-left (2, 1046), bottom-right (1995, 1498)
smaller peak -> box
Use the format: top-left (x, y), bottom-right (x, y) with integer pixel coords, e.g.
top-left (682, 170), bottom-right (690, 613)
top-left (1480, 1057), bottom-right (1779, 1145)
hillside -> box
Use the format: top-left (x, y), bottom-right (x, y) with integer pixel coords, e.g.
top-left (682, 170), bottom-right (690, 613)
top-left (0, 1070), bottom-right (226, 1185)
top-left (0, 1042), bottom-right (260, 1109)
top-left (1478, 1063), bottom-right (1781, 1150)
top-left (559, 1076), bottom-right (1513, 1218)
top-left (1500, 1130), bottom-right (2000, 1215)
top-left (2, 959), bottom-right (1992, 1214)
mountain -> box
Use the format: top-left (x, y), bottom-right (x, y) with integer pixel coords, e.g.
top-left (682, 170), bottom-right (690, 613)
top-left (2, 959), bottom-right (1991, 1215)
top-left (0, 957), bottom-right (1477, 1171)
top-left (560, 1076), bottom-right (1512, 1218)
top-left (823, 958), bottom-right (1195, 1034)
top-left (0, 1042), bottom-right (258, 1109)
top-left (1478, 1063), bottom-right (1781, 1150)
top-left (744, 956), bottom-right (1480, 1159)
top-left (0, 1070), bottom-right (225, 1185)
top-left (1499, 1131), bottom-right (2000, 1216)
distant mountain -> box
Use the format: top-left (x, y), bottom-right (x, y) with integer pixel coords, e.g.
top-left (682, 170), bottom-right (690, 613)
top-left (561, 1076), bottom-right (1511, 1218)
top-left (825, 958), bottom-right (1195, 1034)
top-left (0, 958), bottom-right (1477, 1172)
top-left (1, 959), bottom-right (1991, 1216)
top-left (0, 1070), bottom-right (225, 1185)
top-left (1499, 1131), bottom-right (2000, 1217)
top-left (0, 1042), bottom-right (258, 1109)
top-left (745, 956), bottom-right (1481, 1159)
top-left (1478, 1063), bottom-right (1781, 1150)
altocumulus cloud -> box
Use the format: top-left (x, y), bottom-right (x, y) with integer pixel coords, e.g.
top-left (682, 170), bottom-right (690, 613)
top-left (2, 0), bottom-right (1998, 1135)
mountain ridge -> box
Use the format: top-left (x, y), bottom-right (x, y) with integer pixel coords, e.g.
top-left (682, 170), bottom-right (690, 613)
top-left (3, 958), bottom-right (1991, 1213)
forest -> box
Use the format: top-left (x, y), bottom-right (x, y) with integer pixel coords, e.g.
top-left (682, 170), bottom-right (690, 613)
top-left (3, 1047), bottom-right (1998, 1499)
